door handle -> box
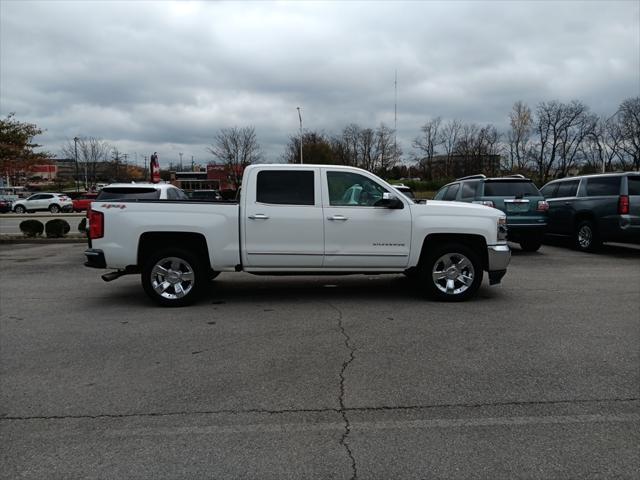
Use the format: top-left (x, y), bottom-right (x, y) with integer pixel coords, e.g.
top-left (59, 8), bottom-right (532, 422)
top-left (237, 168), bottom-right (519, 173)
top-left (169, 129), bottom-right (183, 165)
top-left (327, 215), bottom-right (348, 221)
top-left (564, 202), bottom-right (571, 205)
top-left (248, 214), bottom-right (270, 220)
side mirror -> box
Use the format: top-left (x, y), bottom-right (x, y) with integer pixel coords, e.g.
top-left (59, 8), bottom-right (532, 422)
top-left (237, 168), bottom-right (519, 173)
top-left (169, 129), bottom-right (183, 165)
top-left (378, 192), bottom-right (404, 209)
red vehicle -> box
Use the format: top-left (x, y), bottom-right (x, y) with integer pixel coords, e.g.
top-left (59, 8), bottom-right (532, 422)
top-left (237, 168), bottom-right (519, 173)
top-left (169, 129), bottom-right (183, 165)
top-left (72, 193), bottom-right (98, 212)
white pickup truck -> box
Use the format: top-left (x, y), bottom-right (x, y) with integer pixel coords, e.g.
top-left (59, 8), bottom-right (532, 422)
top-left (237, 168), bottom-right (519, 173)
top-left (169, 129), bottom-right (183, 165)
top-left (85, 164), bottom-right (510, 306)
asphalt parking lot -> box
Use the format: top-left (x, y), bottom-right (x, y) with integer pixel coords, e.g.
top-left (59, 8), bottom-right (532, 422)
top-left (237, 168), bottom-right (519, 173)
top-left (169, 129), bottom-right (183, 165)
top-left (1, 242), bottom-right (638, 479)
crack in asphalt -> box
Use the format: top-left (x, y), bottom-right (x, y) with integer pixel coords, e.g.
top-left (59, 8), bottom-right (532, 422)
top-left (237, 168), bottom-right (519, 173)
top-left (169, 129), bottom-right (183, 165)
top-left (328, 302), bottom-right (358, 480)
top-left (2, 398), bottom-right (637, 422)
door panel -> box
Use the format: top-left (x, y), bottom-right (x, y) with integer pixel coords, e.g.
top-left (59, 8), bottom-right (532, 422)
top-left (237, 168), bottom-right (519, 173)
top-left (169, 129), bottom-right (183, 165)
top-left (243, 168), bottom-right (324, 268)
top-left (322, 169), bottom-right (412, 268)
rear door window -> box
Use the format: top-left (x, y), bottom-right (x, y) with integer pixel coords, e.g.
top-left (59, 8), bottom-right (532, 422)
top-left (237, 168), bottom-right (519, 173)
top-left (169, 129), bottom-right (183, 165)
top-left (433, 187), bottom-right (448, 200)
top-left (443, 183), bottom-right (460, 201)
top-left (461, 181), bottom-right (480, 200)
top-left (483, 181), bottom-right (540, 197)
top-left (540, 183), bottom-right (559, 199)
top-left (257, 170), bottom-right (315, 205)
top-left (628, 176), bottom-right (640, 195)
top-left (556, 180), bottom-right (579, 198)
top-left (585, 177), bottom-right (620, 196)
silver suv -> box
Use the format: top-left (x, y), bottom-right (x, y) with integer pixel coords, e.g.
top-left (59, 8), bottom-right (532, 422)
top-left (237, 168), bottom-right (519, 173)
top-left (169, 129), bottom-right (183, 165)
top-left (12, 193), bottom-right (73, 214)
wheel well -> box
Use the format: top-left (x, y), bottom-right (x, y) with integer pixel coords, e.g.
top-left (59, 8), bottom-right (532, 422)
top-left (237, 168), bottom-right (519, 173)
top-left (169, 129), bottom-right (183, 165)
top-left (138, 232), bottom-right (211, 271)
top-left (420, 234), bottom-right (488, 270)
top-left (574, 212), bottom-right (596, 227)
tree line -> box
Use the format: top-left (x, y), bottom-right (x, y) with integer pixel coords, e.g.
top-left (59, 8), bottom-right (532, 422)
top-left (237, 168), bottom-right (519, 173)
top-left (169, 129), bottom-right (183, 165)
top-left (2, 96), bottom-right (638, 189)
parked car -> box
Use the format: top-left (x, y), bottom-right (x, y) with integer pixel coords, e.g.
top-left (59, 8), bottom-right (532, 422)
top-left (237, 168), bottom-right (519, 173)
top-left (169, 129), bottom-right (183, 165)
top-left (540, 172), bottom-right (640, 251)
top-left (433, 174), bottom-right (549, 251)
top-left (12, 193), bottom-right (73, 214)
top-left (0, 199), bottom-right (12, 213)
top-left (72, 192), bottom-right (99, 212)
top-left (187, 190), bottom-right (223, 201)
top-left (94, 183), bottom-right (189, 202)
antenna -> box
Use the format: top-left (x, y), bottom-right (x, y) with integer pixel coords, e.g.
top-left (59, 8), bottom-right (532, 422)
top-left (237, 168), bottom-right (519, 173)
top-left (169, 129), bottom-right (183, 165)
top-left (394, 70), bottom-right (398, 162)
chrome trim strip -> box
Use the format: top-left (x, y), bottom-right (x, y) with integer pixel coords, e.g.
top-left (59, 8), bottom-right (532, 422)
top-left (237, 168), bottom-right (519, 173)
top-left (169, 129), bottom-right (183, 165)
top-left (247, 252), bottom-right (408, 258)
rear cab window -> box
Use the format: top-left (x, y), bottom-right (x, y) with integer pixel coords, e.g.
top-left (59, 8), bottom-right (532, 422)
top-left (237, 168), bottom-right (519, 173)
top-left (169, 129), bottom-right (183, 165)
top-left (96, 188), bottom-right (161, 201)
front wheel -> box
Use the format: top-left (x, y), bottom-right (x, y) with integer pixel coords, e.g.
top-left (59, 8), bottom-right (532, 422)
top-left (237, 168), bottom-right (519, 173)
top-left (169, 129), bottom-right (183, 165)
top-left (574, 220), bottom-right (601, 252)
top-left (14, 205), bottom-right (26, 214)
top-left (141, 248), bottom-right (206, 307)
top-left (420, 243), bottom-right (483, 301)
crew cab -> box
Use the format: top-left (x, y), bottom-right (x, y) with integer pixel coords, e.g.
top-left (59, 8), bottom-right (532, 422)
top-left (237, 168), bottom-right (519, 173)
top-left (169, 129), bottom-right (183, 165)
top-left (85, 164), bottom-right (511, 306)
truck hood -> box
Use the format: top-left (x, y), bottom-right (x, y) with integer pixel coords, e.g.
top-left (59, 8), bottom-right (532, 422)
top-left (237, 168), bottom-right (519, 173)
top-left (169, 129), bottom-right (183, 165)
top-left (413, 200), bottom-right (504, 219)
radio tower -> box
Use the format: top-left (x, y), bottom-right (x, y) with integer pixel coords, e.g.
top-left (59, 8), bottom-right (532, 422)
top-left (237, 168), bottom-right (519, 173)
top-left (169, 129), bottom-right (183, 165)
top-left (394, 70), bottom-right (398, 162)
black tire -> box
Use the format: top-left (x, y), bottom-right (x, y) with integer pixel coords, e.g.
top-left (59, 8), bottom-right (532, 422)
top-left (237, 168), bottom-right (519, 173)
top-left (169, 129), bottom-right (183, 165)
top-left (14, 205), bottom-right (26, 214)
top-left (519, 239), bottom-right (542, 252)
top-left (574, 220), bottom-right (601, 252)
top-left (419, 242), bottom-right (483, 302)
top-left (49, 204), bottom-right (60, 213)
top-left (210, 271), bottom-right (220, 281)
top-left (141, 248), bottom-right (206, 307)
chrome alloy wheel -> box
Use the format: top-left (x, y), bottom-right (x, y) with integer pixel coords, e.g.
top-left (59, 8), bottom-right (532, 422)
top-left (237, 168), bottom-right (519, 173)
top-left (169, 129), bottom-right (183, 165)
top-left (577, 225), bottom-right (593, 248)
top-left (431, 252), bottom-right (476, 295)
top-left (150, 256), bottom-right (195, 300)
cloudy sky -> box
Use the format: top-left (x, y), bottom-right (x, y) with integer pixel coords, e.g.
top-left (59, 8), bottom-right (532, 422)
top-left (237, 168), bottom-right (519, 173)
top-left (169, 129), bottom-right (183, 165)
top-left (1, 0), bottom-right (638, 166)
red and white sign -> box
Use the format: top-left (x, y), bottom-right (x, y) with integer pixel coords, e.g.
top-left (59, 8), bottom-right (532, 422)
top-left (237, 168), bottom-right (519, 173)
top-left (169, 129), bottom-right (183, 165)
top-left (150, 153), bottom-right (160, 183)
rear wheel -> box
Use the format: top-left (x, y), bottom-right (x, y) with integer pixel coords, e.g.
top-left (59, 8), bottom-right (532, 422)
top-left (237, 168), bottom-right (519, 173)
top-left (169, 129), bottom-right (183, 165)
top-left (574, 220), bottom-right (601, 252)
top-left (420, 243), bottom-right (483, 301)
top-left (141, 248), bottom-right (206, 307)
top-left (49, 204), bottom-right (60, 213)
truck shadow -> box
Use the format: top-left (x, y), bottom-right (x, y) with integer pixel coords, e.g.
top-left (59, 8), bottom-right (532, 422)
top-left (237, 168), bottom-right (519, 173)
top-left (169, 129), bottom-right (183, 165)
top-left (87, 273), bottom-right (504, 309)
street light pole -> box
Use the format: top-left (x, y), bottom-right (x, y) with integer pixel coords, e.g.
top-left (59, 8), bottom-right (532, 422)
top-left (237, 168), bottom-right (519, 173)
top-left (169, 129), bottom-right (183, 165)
top-left (297, 107), bottom-right (303, 164)
top-left (73, 136), bottom-right (79, 192)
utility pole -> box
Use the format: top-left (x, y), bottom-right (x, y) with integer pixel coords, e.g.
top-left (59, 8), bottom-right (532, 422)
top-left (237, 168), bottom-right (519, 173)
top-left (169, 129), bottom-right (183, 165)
top-left (143, 156), bottom-right (148, 181)
top-left (73, 136), bottom-right (80, 192)
top-left (122, 154), bottom-right (129, 182)
top-left (297, 107), bottom-right (303, 164)
top-left (179, 152), bottom-right (184, 171)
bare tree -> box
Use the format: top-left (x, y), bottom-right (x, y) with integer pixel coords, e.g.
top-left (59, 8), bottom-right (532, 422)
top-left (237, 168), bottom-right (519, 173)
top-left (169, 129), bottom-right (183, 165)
top-left (438, 119), bottom-right (461, 177)
top-left (412, 117), bottom-right (442, 180)
top-left (618, 97), bottom-right (640, 170)
top-left (61, 137), bottom-right (111, 187)
top-left (283, 131), bottom-right (333, 164)
top-left (207, 126), bottom-right (262, 189)
top-left (375, 123), bottom-right (400, 176)
top-left (534, 100), bottom-right (594, 182)
top-left (507, 101), bottom-right (534, 172)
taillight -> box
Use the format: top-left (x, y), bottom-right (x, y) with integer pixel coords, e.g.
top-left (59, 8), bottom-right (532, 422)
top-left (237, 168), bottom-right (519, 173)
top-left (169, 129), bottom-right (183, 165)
top-left (89, 210), bottom-right (104, 239)
top-left (536, 200), bottom-right (549, 212)
top-left (618, 195), bottom-right (629, 215)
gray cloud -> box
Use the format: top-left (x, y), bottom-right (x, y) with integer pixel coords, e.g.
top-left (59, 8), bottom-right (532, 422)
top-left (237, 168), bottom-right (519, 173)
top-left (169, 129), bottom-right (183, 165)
top-left (1, 0), bottom-right (638, 165)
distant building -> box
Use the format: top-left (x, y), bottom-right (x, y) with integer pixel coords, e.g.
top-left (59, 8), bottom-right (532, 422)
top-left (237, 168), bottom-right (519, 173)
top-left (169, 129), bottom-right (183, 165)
top-left (170, 164), bottom-right (244, 191)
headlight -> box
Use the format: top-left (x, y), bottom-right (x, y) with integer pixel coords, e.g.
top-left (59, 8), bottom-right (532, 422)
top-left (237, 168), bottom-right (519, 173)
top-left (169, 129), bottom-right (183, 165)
top-left (497, 217), bottom-right (508, 241)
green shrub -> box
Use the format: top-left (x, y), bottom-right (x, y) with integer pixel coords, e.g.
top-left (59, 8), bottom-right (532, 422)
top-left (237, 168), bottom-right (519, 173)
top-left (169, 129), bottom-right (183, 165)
top-left (19, 220), bottom-right (44, 237)
top-left (78, 217), bottom-right (87, 233)
top-left (45, 219), bottom-right (71, 238)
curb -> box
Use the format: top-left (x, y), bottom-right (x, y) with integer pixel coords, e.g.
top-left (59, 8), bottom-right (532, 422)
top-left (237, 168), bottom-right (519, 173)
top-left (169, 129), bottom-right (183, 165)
top-left (0, 235), bottom-right (87, 244)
